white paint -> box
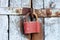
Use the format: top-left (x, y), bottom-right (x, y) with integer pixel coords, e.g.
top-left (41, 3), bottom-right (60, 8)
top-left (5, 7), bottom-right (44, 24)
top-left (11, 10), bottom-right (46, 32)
top-left (45, 0), bottom-right (60, 8)
top-left (45, 17), bottom-right (60, 40)
top-left (33, 0), bottom-right (43, 9)
top-left (9, 16), bottom-right (29, 40)
top-left (0, 0), bottom-right (8, 7)
top-left (0, 15), bottom-right (8, 40)
top-left (0, 8), bottom-right (22, 14)
top-left (10, 0), bottom-right (22, 8)
top-left (21, 0), bottom-right (31, 8)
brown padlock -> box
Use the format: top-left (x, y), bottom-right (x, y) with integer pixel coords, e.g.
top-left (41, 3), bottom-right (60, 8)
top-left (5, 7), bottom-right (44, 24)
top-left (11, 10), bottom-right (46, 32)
top-left (24, 13), bottom-right (40, 34)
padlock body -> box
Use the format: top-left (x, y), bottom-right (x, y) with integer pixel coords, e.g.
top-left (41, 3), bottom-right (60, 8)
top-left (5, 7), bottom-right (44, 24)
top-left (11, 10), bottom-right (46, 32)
top-left (24, 21), bottom-right (41, 34)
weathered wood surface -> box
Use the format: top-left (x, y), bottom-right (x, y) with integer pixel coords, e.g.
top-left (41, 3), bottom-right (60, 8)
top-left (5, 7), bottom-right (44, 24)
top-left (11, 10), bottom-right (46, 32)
top-left (9, 16), bottom-right (31, 40)
top-left (44, 17), bottom-right (60, 40)
top-left (21, 0), bottom-right (31, 8)
top-left (0, 15), bottom-right (8, 40)
top-left (0, 15), bottom-right (60, 40)
top-left (0, 0), bottom-right (60, 8)
top-left (0, 7), bottom-right (22, 14)
top-left (10, 0), bottom-right (22, 8)
top-left (10, 0), bottom-right (31, 8)
top-left (33, 0), bottom-right (43, 9)
top-left (0, 0), bottom-right (60, 40)
top-left (0, 0), bottom-right (30, 8)
top-left (44, 0), bottom-right (60, 8)
top-left (0, 0), bottom-right (8, 7)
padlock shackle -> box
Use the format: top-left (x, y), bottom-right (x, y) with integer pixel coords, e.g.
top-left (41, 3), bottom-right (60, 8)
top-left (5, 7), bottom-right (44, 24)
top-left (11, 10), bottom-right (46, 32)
top-left (24, 13), bottom-right (38, 22)
top-left (32, 13), bottom-right (38, 21)
top-left (33, 10), bottom-right (38, 21)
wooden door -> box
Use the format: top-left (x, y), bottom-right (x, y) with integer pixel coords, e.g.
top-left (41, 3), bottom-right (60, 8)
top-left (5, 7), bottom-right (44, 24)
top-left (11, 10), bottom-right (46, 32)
top-left (0, 15), bottom-right (8, 40)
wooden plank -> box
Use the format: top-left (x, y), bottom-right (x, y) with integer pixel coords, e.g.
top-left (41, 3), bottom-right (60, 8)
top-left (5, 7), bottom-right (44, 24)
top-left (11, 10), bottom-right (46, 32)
top-left (0, 0), bottom-right (8, 7)
top-left (33, 0), bottom-right (43, 9)
top-left (0, 7), bottom-right (22, 14)
top-left (44, 17), bottom-right (60, 40)
top-left (21, 0), bottom-right (31, 8)
top-left (9, 16), bottom-right (31, 40)
top-left (0, 15), bottom-right (8, 40)
top-left (44, 0), bottom-right (60, 9)
top-left (0, 7), bottom-right (11, 14)
top-left (10, 0), bottom-right (22, 8)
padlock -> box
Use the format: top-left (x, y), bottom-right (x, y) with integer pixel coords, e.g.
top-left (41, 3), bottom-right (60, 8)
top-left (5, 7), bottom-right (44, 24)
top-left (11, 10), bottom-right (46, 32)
top-left (31, 13), bottom-right (43, 40)
top-left (24, 13), bottom-right (41, 34)
top-left (31, 13), bottom-right (41, 33)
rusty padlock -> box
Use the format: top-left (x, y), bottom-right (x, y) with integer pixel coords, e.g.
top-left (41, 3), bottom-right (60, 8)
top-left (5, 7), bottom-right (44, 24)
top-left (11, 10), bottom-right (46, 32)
top-left (24, 13), bottom-right (40, 34)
